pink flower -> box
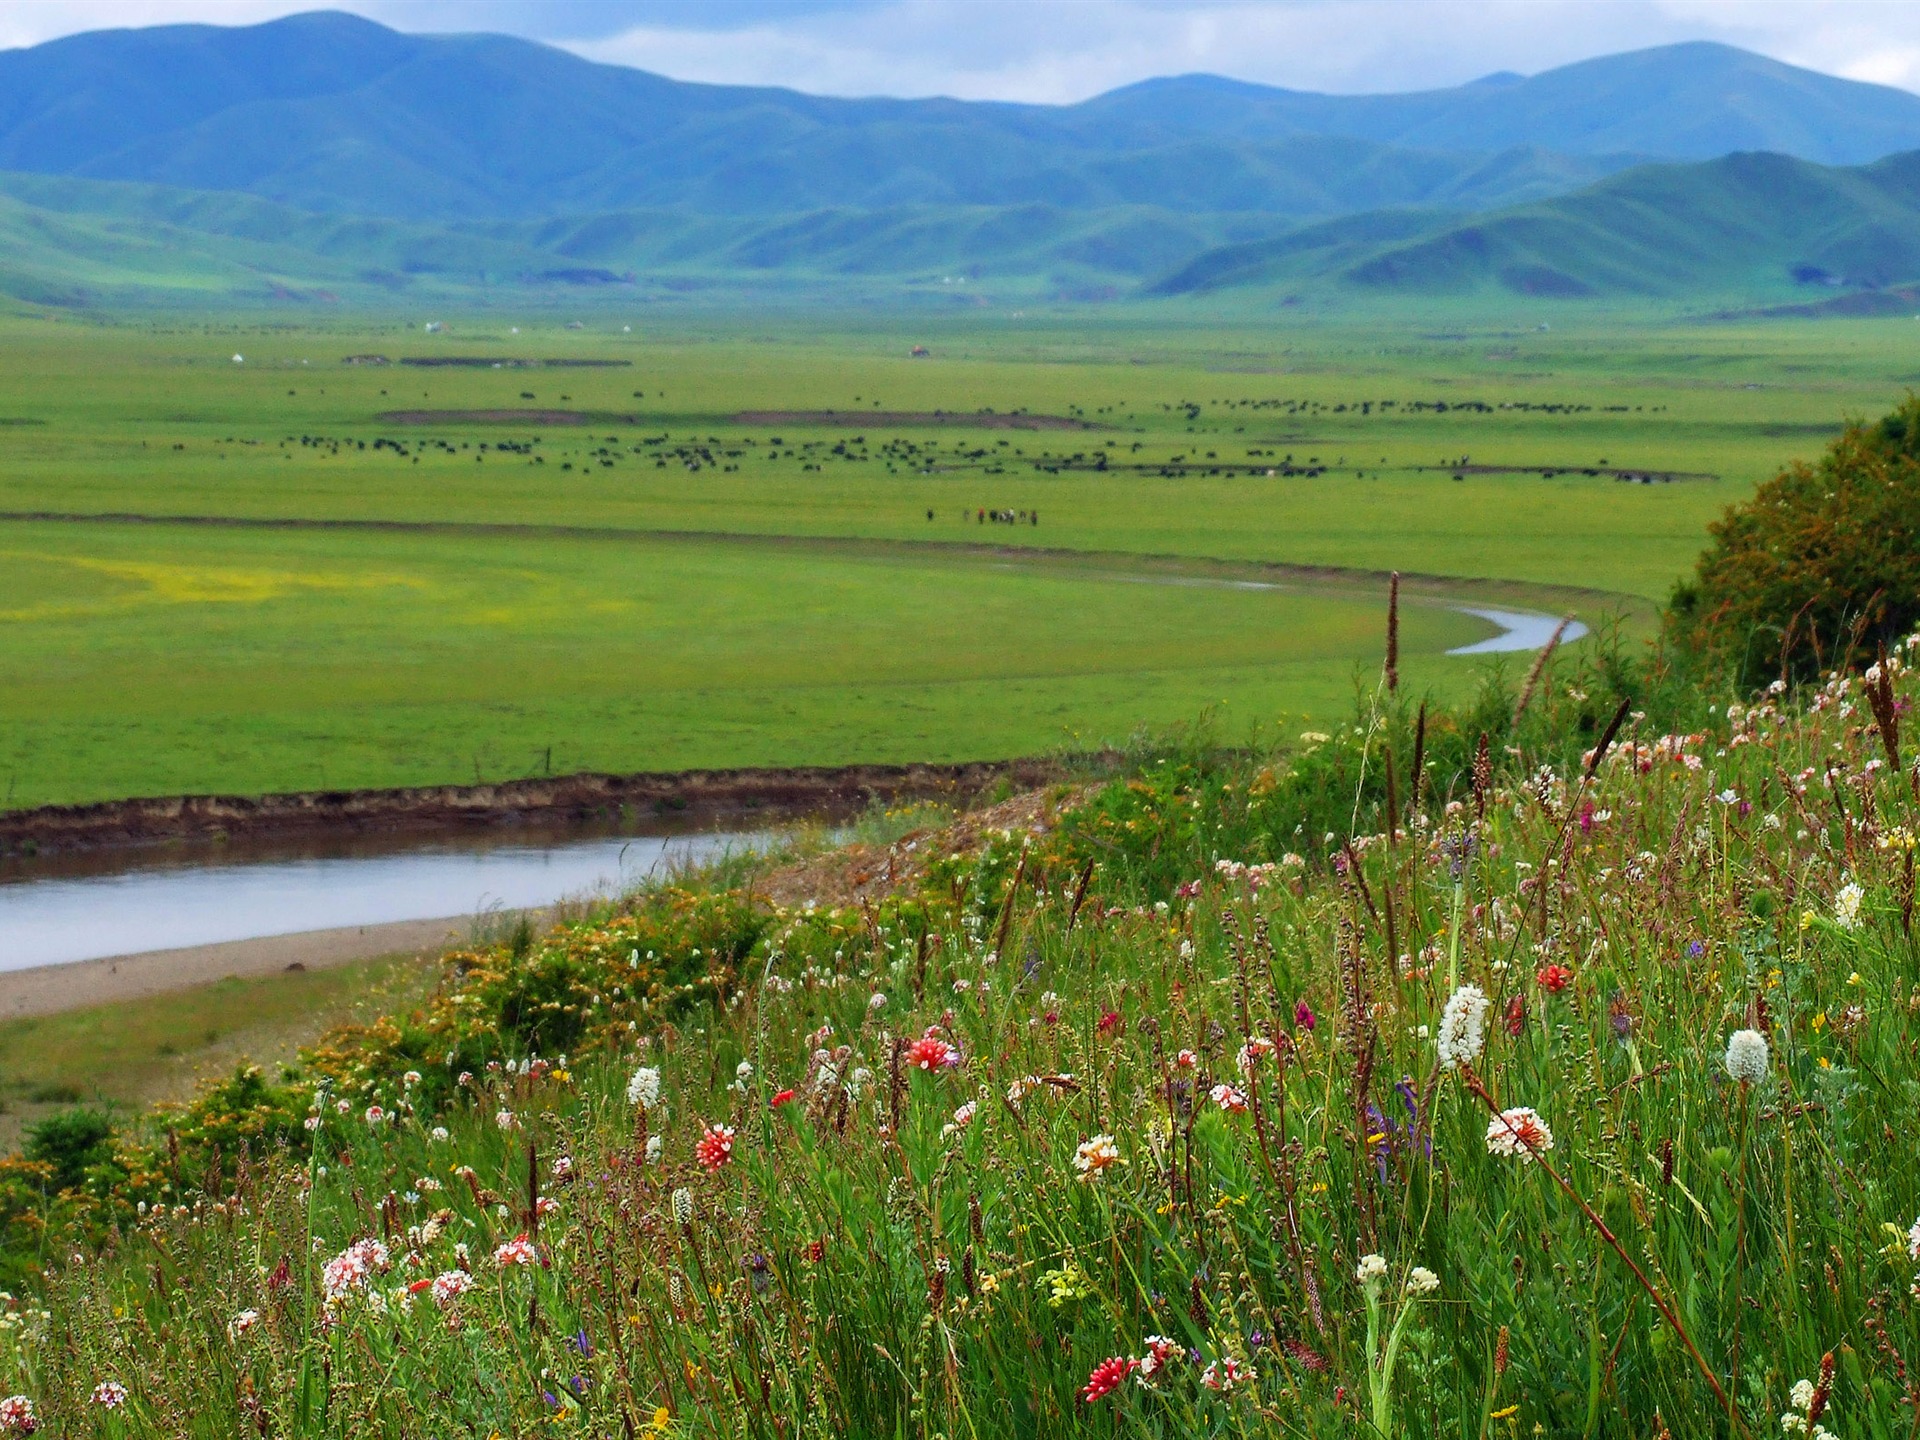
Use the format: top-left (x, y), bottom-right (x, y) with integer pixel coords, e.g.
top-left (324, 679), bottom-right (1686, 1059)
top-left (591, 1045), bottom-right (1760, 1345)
top-left (534, 1196), bottom-right (560, 1217)
top-left (0, 1396), bottom-right (38, 1434)
top-left (1174, 1049), bottom-right (1197, 1069)
top-left (1236, 1037), bottom-right (1275, 1076)
top-left (1138, 1335), bottom-right (1180, 1379)
top-left (431, 1270), bottom-right (475, 1306)
top-left (1080, 1356), bottom-right (1139, 1402)
top-left (906, 1032), bottom-right (960, 1071)
top-left (696, 1123), bottom-right (736, 1172)
top-left (363, 1105), bottom-right (386, 1126)
top-left (494, 1234), bottom-right (539, 1267)
top-left (1202, 1357), bottom-right (1252, 1392)
top-left (1210, 1083), bottom-right (1248, 1114)
top-left (322, 1238), bottom-right (392, 1301)
top-left (1294, 999), bottom-right (1317, 1031)
top-left (91, 1382), bottom-right (128, 1410)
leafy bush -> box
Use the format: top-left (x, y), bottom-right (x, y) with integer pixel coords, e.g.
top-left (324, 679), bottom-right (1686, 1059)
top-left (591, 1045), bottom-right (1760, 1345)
top-left (21, 1109), bottom-right (114, 1195)
top-left (1670, 393), bottom-right (1920, 688)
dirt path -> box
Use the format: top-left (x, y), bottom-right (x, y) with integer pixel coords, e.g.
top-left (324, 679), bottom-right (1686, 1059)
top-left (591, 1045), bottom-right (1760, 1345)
top-left (0, 915), bottom-right (476, 1019)
top-left (733, 409), bottom-right (1106, 430)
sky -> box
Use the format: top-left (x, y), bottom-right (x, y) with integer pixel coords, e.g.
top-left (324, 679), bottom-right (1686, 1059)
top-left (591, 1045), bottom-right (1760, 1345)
top-left (4, 0), bottom-right (1920, 102)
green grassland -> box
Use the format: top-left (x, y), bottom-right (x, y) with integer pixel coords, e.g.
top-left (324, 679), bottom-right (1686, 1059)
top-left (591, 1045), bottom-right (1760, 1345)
top-left (2, 307), bottom-right (1915, 808)
top-left (0, 951), bottom-right (432, 1154)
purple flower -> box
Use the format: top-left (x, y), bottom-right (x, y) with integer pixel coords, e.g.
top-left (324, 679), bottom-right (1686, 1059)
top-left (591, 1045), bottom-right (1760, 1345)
top-left (1294, 999), bottom-right (1317, 1031)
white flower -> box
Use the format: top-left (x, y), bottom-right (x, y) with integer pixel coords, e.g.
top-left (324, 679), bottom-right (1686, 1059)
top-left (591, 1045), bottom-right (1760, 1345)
top-left (1725, 1028), bottom-right (1769, 1085)
top-left (1790, 1379), bottom-right (1816, 1410)
top-left (626, 1065), bottom-right (662, 1109)
top-left (1835, 882), bottom-right (1865, 931)
top-left (429, 1126), bottom-right (449, 1142)
top-left (1485, 1106), bottom-right (1554, 1161)
top-left (1355, 1252), bottom-right (1387, 1284)
top-left (1406, 1266), bottom-right (1439, 1295)
top-left (645, 1135), bottom-right (663, 1163)
top-left (869, 992), bottom-right (888, 1012)
top-left (494, 1110), bottom-right (516, 1130)
top-left (1073, 1134), bottom-right (1124, 1182)
top-left (1436, 985), bottom-right (1490, 1069)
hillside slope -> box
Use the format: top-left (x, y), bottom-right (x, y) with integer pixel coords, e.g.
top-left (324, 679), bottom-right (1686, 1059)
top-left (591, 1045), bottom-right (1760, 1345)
top-left (1150, 149), bottom-right (1920, 300)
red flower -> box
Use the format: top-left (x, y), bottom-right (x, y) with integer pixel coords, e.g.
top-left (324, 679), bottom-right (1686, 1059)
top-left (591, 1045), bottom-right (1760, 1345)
top-left (1097, 1009), bottom-right (1123, 1037)
top-left (803, 1239), bottom-right (826, 1264)
top-left (1080, 1356), bottom-right (1139, 1402)
top-left (906, 1032), bottom-right (959, 1071)
top-left (1536, 963), bottom-right (1574, 993)
top-left (769, 1088), bottom-right (797, 1108)
top-left (695, 1123), bottom-right (735, 1172)
top-left (1504, 995), bottom-right (1526, 1036)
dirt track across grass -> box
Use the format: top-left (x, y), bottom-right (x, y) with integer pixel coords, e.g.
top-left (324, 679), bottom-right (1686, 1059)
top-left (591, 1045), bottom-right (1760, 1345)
top-left (0, 915), bottom-right (471, 1019)
top-left (734, 409), bottom-right (1105, 429)
top-left (375, 408), bottom-right (637, 425)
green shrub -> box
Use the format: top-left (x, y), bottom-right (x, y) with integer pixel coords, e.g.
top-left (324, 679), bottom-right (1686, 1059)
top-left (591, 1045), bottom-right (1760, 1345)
top-left (22, 1108), bottom-right (114, 1194)
top-left (1669, 393), bottom-right (1920, 689)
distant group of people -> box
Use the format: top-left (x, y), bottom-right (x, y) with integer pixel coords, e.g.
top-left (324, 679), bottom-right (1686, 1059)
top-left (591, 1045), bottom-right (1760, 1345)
top-left (923, 507), bottom-right (1038, 526)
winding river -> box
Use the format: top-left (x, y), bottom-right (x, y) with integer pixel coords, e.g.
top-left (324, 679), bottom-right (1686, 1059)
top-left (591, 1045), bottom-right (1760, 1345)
top-left (0, 598), bottom-right (1580, 985)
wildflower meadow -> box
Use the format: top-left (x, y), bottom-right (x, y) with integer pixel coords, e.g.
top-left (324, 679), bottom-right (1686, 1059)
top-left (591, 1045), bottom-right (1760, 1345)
top-left (4, 623), bottom-right (1920, 1435)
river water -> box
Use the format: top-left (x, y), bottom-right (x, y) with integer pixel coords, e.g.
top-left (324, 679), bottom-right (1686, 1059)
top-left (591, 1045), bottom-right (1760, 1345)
top-left (0, 824), bottom-right (768, 972)
top-left (0, 600), bottom-right (1580, 974)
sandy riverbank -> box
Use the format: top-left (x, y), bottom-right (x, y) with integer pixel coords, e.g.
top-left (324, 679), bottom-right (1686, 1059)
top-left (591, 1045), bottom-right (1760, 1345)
top-left (0, 914), bottom-right (478, 1019)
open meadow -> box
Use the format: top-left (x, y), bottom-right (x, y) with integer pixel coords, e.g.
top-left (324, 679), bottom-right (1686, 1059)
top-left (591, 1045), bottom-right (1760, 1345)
top-left (2, 306), bottom-right (1916, 807)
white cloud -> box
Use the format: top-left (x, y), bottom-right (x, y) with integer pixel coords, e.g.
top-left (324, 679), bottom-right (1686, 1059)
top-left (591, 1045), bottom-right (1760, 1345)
top-left (5, 0), bottom-right (1920, 99)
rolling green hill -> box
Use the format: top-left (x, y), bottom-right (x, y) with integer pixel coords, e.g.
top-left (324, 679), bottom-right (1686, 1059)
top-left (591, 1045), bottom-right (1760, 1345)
top-left (6, 149), bottom-right (1920, 312)
top-left (1148, 150), bottom-right (1920, 302)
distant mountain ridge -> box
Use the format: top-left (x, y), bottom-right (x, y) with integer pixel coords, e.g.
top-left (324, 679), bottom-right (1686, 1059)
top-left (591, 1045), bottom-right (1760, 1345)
top-left (3, 12), bottom-right (1920, 311)
top-left (2, 13), bottom-right (1919, 224)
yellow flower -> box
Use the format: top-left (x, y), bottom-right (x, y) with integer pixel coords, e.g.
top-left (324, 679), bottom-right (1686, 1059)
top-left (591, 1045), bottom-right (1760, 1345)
top-left (1491, 1404), bottom-right (1519, 1420)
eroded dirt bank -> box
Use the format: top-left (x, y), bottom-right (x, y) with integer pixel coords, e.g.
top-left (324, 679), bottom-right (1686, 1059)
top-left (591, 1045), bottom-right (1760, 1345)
top-left (0, 760), bottom-right (1065, 859)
